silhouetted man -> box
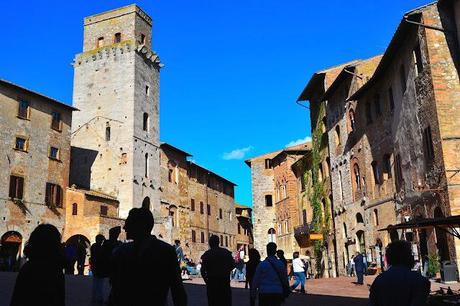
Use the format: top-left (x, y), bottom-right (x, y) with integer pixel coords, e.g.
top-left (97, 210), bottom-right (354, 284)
top-left (109, 208), bottom-right (187, 306)
top-left (201, 235), bottom-right (235, 306)
top-left (369, 240), bottom-right (430, 306)
top-left (76, 239), bottom-right (87, 275)
top-left (353, 252), bottom-right (365, 285)
top-left (90, 234), bottom-right (106, 304)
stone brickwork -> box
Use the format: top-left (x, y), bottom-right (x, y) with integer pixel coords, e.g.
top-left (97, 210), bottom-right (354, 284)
top-left (71, 5), bottom-right (161, 220)
top-left (0, 80), bottom-right (75, 264)
top-left (246, 151), bottom-right (279, 257)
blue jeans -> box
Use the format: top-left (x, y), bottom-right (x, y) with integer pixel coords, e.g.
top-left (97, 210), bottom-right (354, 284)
top-left (291, 272), bottom-right (306, 292)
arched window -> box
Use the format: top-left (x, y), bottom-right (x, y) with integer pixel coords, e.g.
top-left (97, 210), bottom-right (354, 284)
top-left (114, 32), bottom-right (122, 43)
top-left (143, 113), bottom-right (149, 131)
top-left (268, 228), bottom-right (276, 243)
top-left (72, 203), bottom-right (78, 216)
top-left (356, 213), bottom-right (364, 225)
top-left (335, 125), bottom-right (341, 146)
top-left (142, 197), bottom-right (150, 209)
top-left (373, 209), bottom-right (379, 226)
top-left (353, 163), bottom-right (361, 191)
top-left (144, 153), bottom-right (149, 178)
top-left (105, 126), bottom-right (111, 141)
top-left (356, 230), bottom-right (366, 253)
top-left (372, 161), bottom-right (381, 185)
top-left (348, 109), bottom-right (356, 133)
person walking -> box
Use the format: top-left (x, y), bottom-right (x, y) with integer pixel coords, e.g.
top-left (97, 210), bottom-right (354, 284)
top-left (109, 208), bottom-right (187, 306)
top-left (10, 224), bottom-right (65, 306)
top-left (353, 252), bottom-right (365, 285)
top-left (251, 243), bottom-right (290, 306)
top-left (245, 249), bottom-right (261, 306)
top-left (90, 234), bottom-right (107, 304)
top-left (348, 255), bottom-right (355, 277)
top-left (369, 240), bottom-right (430, 306)
top-left (174, 240), bottom-right (184, 263)
top-left (290, 252), bottom-right (306, 294)
top-left (200, 235), bottom-right (235, 306)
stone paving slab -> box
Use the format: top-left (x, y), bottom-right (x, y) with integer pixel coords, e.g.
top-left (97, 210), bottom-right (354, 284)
top-left (1, 272), bottom-right (457, 306)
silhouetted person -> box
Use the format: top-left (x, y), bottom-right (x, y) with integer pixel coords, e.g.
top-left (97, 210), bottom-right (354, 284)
top-left (90, 234), bottom-right (106, 304)
top-left (109, 208), bottom-right (187, 306)
top-left (10, 224), bottom-right (65, 306)
top-left (76, 239), bottom-right (87, 275)
top-left (174, 240), bottom-right (184, 263)
top-left (353, 252), bottom-right (365, 285)
top-left (276, 250), bottom-right (287, 268)
top-left (369, 240), bottom-right (430, 306)
top-left (251, 243), bottom-right (290, 306)
top-left (201, 235), bottom-right (235, 306)
top-left (64, 242), bottom-right (76, 274)
top-left (245, 249), bottom-right (261, 306)
top-left (290, 251), bottom-right (306, 293)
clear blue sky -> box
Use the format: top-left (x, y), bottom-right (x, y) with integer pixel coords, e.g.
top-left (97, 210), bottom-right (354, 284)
top-left (1, 0), bottom-right (430, 206)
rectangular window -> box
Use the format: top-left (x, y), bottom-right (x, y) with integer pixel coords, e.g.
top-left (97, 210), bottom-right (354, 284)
top-left (100, 205), bottom-right (108, 216)
top-left (413, 44), bottom-right (423, 77)
top-left (200, 202), bottom-right (204, 214)
top-left (114, 33), bottom-right (122, 43)
top-left (225, 236), bottom-right (228, 247)
top-left (388, 87), bottom-right (395, 112)
top-left (366, 101), bottom-right (373, 124)
top-left (18, 100), bottom-right (29, 119)
top-left (97, 37), bottom-right (104, 48)
top-left (423, 126), bottom-right (435, 163)
top-left (200, 232), bottom-right (205, 243)
top-left (140, 33), bottom-right (146, 45)
top-left (51, 112), bottom-right (61, 131)
top-left (400, 65), bottom-right (406, 94)
top-left (219, 208), bottom-right (223, 219)
top-left (9, 175), bottom-right (24, 200)
top-left (265, 194), bottom-right (273, 207)
top-left (374, 94), bottom-right (381, 116)
top-left (207, 204), bottom-right (211, 216)
top-left (105, 127), bottom-right (111, 141)
top-left (191, 199), bottom-right (195, 211)
top-left (72, 203), bottom-right (78, 216)
top-left (146, 85), bottom-right (150, 96)
top-left (192, 230), bottom-right (196, 242)
top-left (49, 147), bottom-right (60, 160)
top-left (15, 137), bottom-right (27, 151)
top-left (45, 183), bottom-right (62, 208)
top-left (264, 159), bottom-right (272, 169)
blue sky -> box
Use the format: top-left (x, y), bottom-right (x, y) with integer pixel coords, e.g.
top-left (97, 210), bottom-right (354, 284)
top-left (1, 0), bottom-right (430, 206)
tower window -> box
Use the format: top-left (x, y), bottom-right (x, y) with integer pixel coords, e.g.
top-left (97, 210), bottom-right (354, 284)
top-left (383, 154), bottom-right (392, 179)
top-left (191, 199), bottom-right (195, 211)
top-left (100, 205), bottom-right (108, 216)
top-left (140, 33), bottom-right (146, 45)
top-left (72, 203), bottom-right (78, 216)
top-left (201, 232), bottom-right (205, 243)
top-left (192, 230), bottom-right (196, 242)
top-left (413, 43), bottom-right (423, 77)
top-left (49, 147), bottom-right (60, 160)
top-left (45, 183), bottom-right (62, 208)
top-left (200, 202), bottom-right (204, 214)
top-left (335, 125), bottom-right (341, 146)
top-left (143, 113), bottom-right (149, 131)
top-left (114, 33), bottom-right (122, 43)
top-left (264, 159), bottom-right (272, 169)
top-left (146, 85), bottom-right (150, 96)
top-left (106, 126), bottom-right (111, 141)
top-left (15, 137), bottom-right (27, 152)
top-left (265, 195), bottom-right (273, 207)
top-left (97, 37), bottom-right (104, 48)
top-left (207, 204), bottom-right (211, 216)
top-left (144, 153), bottom-right (149, 178)
top-left (219, 208), bottom-right (223, 219)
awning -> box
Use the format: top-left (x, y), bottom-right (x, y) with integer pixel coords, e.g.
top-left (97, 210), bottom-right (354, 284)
top-left (379, 216), bottom-right (460, 239)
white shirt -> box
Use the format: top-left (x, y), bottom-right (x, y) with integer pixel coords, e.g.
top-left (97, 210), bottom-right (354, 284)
top-left (292, 258), bottom-right (305, 273)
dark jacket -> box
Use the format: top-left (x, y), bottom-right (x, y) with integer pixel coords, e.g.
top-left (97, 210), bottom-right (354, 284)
top-left (109, 236), bottom-right (187, 306)
top-left (10, 260), bottom-right (65, 306)
top-left (246, 259), bottom-right (261, 287)
top-left (354, 254), bottom-right (365, 273)
top-left (201, 247), bottom-right (235, 281)
top-left (369, 266), bottom-right (430, 306)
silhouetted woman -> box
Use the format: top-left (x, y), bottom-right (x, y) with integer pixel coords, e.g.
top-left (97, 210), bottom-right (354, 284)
top-left (10, 224), bottom-right (65, 306)
top-left (246, 248), bottom-right (261, 306)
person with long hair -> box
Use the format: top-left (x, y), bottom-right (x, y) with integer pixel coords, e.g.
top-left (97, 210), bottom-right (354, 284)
top-left (245, 248), bottom-right (261, 306)
top-left (10, 224), bottom-right (65, 306)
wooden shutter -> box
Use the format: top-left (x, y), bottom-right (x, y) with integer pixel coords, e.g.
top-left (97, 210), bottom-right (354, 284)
top-left (9, 176), bottom-right (15, 198)
top-left (17, 177), bottom-right (24, 199)
top-left (45, 183), bottom-right (51, 206)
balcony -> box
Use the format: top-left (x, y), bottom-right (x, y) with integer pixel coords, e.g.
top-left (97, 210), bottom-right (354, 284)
top-left (294, 223), bottom-right (318, 247)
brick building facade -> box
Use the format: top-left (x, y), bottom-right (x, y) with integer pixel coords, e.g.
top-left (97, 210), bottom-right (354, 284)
top-left (0, 80), bottom-right (76, 269)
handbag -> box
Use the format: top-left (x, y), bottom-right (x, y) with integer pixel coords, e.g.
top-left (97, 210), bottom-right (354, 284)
top-left (266, 258), bottom-right (291, 300)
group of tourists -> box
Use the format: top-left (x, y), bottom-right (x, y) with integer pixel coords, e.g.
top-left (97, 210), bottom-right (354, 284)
top-left (8, 205), bottom-right (433, 306)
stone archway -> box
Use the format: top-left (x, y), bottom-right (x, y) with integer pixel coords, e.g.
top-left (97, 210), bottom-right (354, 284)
top-left (1, 231), bottom-right (22, 271)
top-left (65, 234), bottom-right (90, 275)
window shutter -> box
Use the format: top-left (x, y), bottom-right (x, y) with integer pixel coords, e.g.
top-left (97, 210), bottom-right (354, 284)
top-left (56, 186), bottom-right (62, 207)
top-left (45, 183), bottom-right (51, 205)
top-left (17, 177), bottom-right (24, 200)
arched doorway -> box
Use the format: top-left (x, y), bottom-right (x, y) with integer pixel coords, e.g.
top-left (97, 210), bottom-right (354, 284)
top-left (375, 239), bottom-right (384, 270)
top-left (1, 231), bottom-right (22, 271)
top-left (142, 196), bottom-right (150, 209)
top-left (434, 207), bottom-right (450, 261)
top-left (65, 234), bottom-right (90, 275)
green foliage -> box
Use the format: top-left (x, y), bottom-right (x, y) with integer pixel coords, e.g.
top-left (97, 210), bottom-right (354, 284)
top-left (304, 102), bottom-right (331, 276)
top-left (427, 254), bottom-right (440, 277)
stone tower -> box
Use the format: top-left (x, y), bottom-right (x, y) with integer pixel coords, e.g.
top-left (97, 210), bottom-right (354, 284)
top-left (71, 5), bottom-right (162, 219)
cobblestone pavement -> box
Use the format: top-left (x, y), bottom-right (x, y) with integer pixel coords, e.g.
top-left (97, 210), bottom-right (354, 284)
top-left (0, 272), bottom-right (457, 306)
